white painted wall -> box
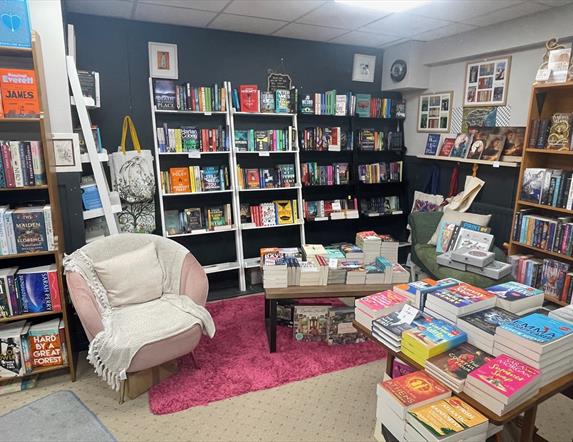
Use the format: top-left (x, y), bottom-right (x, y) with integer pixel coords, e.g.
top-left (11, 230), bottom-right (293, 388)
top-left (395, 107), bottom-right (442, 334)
top-left (28, 0), bottom-right (72, 133)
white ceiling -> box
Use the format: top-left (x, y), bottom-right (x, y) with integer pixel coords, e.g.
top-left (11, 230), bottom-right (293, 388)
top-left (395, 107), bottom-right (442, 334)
top-left (65, 0), bottom-right (573, 48)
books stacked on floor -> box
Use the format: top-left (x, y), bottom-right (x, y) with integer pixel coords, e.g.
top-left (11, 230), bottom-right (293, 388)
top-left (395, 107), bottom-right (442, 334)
top-left (424, 283), bottom-right (496, 323)
top-left (509, 255), bottom-right (572, 303)
top-left (0, 265), bottom-right (61, 318)
top-left (236, 164), bottom-right (296, 190)
top-left (156, 125), bottom-right (227, 153)
top-left (356, 129), bottom-right (385, 151)
top-left (456, 307), bottom-right (519, 353)
top-left (0, 205), bottom-right (55, 254)
top-left (354, 290), bottom-right (408, 329)
top-left (359, 196), bottom-right (402, 217)
top-left (549, 305), bottom-right (573, 324)
top-left (303, 198), bottom-right (359, 221)
top-left (0, 317), bottom-right (67, 380)
top-left (357, 161), bottom-right (402, 183)
top-left (353, 94), bottom-right (399, 119)
top-left (298, 127), bottom-right (350, 151)
top-left (301, 162), bottom-right (349, 186)
top-left (372, 312), bottom-right (430, 352)
top-left (425, 343), bottom-right (493, 393)
top-left (393, 278), bottom-right (460, 309)
top-left (160, 165), bottom-right (230, 194)
top-left (401, 316), bottom-right (468, 366)
top-left (355, 231), bottom-right (381, 264)
top-left (405, 397), bottom-right (488, 442)
top-left (494, 313), bottom-right (573, 386)
top-left (153, 80), bottom-right (227, 112)
top-left (528, 114), bottom-right (573, 151)
top-left (379, 235), bottom-right (399, 263)
top-left (486, 281), bottom-right (544, 314)
top-left (520, 167), bottom-right (573, 209)
top-left (240, 200), bottom-right (299, 228)
top-left (299, 90), bottom-right (352, 116)
top-left (464, 354), bottom-right (540, 416)
top-left (234, 128), bottom-right (295, 151)
top-left (0, 140), bottom-right (46, 188)
top-left (231, 84), bottom-right (296, 114)
top-left (163, 205), bottom-right (233, 235)
top-left (376, 371), bottom-right (451, 441)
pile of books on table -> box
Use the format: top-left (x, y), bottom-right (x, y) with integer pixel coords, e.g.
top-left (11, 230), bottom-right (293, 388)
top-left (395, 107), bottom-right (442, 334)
top-left (549, 304), bottom-right (573, 324)
top-left (354, 290), bottom-right (408, 328)
top-left (424, 282), bottom-right (497, 323)
top-left (355, 231), bottom-right (381, 264)
top-left (486, 281), bottom-right (544, 314)
top-left (393, 278), bottom-right (460, 309)
top-left (456, 307), bottom-right (519, 353)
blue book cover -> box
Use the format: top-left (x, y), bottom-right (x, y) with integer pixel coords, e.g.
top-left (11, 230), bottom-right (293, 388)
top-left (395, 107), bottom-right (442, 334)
top-left (12, 208), bottom-right (47, 253)
top-left (406, 316), bottom-right (467, 347)
top-left (500, 313), bottom-right (573, 344)
top-left (16, 271), bottom-right (51, 313)
top-left (487, 281), bottom-right (543, 301)
top-left (424, 134), bottom-right (441, 155)
top-left (0, 0), bottom-right (31, 49)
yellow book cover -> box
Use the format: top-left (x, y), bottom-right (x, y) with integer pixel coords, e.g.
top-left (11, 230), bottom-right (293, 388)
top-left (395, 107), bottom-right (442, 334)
top-left (275, 200), bottom-right (293, 224)
top-left (409, 397), bottom-right (487, 438)
top-left (400, 344), bottom-right (427, 367)
top-left (292, 199), bottom-right (298, 221)
top-left (175, 129), bottom-right (183, 152)
top-left (189, 167), bottom-right (195, 193)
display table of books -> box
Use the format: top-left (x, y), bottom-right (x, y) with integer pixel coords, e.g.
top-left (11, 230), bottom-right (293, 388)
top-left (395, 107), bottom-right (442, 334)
top-left (352, 281), bottom-right (573, 442)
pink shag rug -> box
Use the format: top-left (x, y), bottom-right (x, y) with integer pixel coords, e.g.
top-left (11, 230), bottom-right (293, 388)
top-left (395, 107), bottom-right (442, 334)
top-left (148, 294), bottom-right (385, 414)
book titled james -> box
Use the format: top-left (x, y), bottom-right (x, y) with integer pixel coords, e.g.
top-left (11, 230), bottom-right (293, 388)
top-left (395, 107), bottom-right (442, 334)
top-left (354, 290), bottom-right (407, 328)
top-left (0, 69), bottom-right (40, 118)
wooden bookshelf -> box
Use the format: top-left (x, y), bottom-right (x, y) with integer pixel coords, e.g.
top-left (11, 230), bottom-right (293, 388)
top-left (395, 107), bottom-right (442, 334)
top-left (0, 185), bottom-right (49, 191)
top-left (509, 81), bottom-right (573, 305)
top-left (0, 34), bottom-right (76, 382)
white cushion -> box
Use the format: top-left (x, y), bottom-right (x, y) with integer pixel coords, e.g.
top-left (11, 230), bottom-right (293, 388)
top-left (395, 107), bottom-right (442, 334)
top-left (93, 242), bottom-right (164, 307)
top-left (428, 210), bottom-right (491, 246)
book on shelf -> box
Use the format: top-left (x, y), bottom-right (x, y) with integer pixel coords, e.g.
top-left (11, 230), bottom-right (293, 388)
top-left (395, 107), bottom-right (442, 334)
top-left (512, 210), bottom-right (573, 256)
top-left (28, 318), bottom-right (66, 369)
top-left (236, 164), bottom-right (296, 190)
top-left (0, 205), bottom-right (54, 255)
top-left (353, 94), bottom-right (397, 118)
top-left (303, 198), bottom-right (358, 221)
top-left (354, 290), bottom-right (408, 329)
top-left (359, 196), bottom-right (402, 217)
top-left (528, 113), bottom-right (573, 150)
top-left (424, 134), bottom-right (441, 156)
top-left (153, 79), bottom-right (227, 112)
top-left (161, 165), bottom-right (230, 194)
top-left (0, 69), bottom-right (40, 118)
top-left (157, 125), bottom-right (227, 153)
top-left (75, 126), bottom-right (103, 155)
top-left (300, 90), bottom-right (351, 116)
top-left (0, 141), bottom-right (45, 188)
top-left (298, 127), bottom-right (349, 151)
top-left (164, 204), bottom-right (233, 235)
top-left (449, 133), bottom-right (473, 158)
top-left (301, 162), bottom-right (349, 186)
top-left (437, 136), bottom-right (455, 157)
top-left (456, 307), bottom-right (519, 353)
top-left (0, 320), bottom-right (27, 378)
top-left (15, 264), bottom-right (61, 315)
top-left (356, 129), bottom-right (385, 151)
top-left (0, 0), bottom-right (31, 49)
top-left (235, 128), bottom-right (294, 151)
top-left (357, 161), bottom-right (402, 184)
top-left (240, 200), bottom-right (299, 228)
top-left (232, 84), bottom-right (297, 113)
top-left (520, 167), bottom-right (573, 209)
top-left (501, 126), bottom-right (526, 161)
top-left (481, 133), bottom-right (506, 161)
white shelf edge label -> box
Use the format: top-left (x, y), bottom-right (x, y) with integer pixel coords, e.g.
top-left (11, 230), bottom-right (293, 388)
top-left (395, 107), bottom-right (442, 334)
top-left (493, 161), bottom-right (500, 168)
top-left (259, 151), bottom-right (270, 157)
top-left (204, 112), bottom-right (212, 116)
top-left (188, 152), bottom-right (201, 158)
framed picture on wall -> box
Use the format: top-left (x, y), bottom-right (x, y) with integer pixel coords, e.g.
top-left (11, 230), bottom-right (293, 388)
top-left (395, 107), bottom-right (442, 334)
top-left (51, 132), bottom-right (81, 173)
top-left (148, 42), bottom-right (178, 79)
top-left (417, 91), bottom-right (453, 133)
top-left (352, 53), bottom-right (376, 83)
top-left (464, 56), bottom-right (511, 106)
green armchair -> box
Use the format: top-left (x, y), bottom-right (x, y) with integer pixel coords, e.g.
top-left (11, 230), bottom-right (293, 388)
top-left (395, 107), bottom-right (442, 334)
top-left (409, 212), bottom-right (513, 289)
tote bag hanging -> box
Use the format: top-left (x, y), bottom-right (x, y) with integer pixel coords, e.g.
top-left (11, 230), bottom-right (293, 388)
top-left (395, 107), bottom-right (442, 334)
top-left (109, 116), bottom-right (156, 233)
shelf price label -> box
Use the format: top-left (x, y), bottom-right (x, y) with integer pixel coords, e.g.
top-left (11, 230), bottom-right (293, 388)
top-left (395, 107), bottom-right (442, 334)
top-left (259, 151), bottom-right (270, 157)
top-left (204, 112), bottom-right (212, 116)
top-left (397, 304), bottom-right (420, 325)
top-left (188, 152), bottom-right (201, 159)
top-left (493, 161), bottom-right (500, 168)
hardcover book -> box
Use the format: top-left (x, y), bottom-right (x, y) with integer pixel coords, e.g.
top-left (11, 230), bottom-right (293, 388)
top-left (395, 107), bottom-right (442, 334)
top-left (184, 208), bottom-right (204, 231)
top-left (275, 89), bottom-right (290, 113)
top-left (239, 84), bottom-right (258, 113)
top-left (424, 134), bottom-right (441, 156)
top-left (260, 91), bottom-right (275, 113)
top-left (547, 113), bottom-right (573, 150)
top-left (169, 167), bottom-right (190, 193)
top-left (12, 207), bottom-right (47, 253)
top-left (293, 305), bottom-right (329, 342)
top-left (16, 265), bottom-right (59, 313)
top-left (0, 320), bottom-right (26, 377)
top-left (326, 307), bottom-right (363, 345)
top-left (0, 69), bottom-right (40, 117)
top-left (438, 136), bottom-right (455, 156)
top-left (164, 210), bottom-right (182, 235)
top-left (520, 168), bottom-right (545, 203)
top-left (0, 0), bottom-right (31, 49)
top-left (481, 133), bottom-right (506, 161)
top-left (153, 79), bottom-right (176, 110)
top-left (355, 94), bottom-right (371, 117)
top-left (201, 166), bottom-right (222, 191)
top-left (275, 200), bottom-right (294, 224)
top-left (28, 318), bottom-right (63, 368)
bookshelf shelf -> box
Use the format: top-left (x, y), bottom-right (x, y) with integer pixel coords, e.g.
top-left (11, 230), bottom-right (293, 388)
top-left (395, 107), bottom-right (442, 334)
top-left (0, 46), bottom-right (32, 56)
top-left (241, 221), bottom-right (303, 230)
top-left (162, 189), bottom-right (233, 197)
top-left (235, 150), bottom-right (295, 155)
top-left (0, 117), bottom-right (41, 123)
top-left (232, 111), bottom-right (296, 117)
top-left (0, 310), bottom-right (61, 324)
top-left (83, 204), bottom-right (122, 220)
top-left (544, 295), bottom-right (569, 307)
top-left (154, 108), bottom-right (227, 115)
top-left (238, 186), bottom-right (300, 192)
top-left (0, 185), bottom-right (49, 191)
top-left (517, 200), bottom-right (573, 215)
top-left (525, 148), bottom-right (573, 155)
top-left (243, 257), bottom-right (260, 268)
top-left (158, 151), bottom-right (229, 156)
top-left (0, 250), bottom-right (55, 261)
top-left (416, 154), bottom-right (520, 168)
top-left (203, 261), bottom-right (240, 274)
top-left (511, 241), bottom-right (573, 263)
top-left (0, 364), bottom-right (70, 383)
top-left (167, 226), bottom-right (237, 238)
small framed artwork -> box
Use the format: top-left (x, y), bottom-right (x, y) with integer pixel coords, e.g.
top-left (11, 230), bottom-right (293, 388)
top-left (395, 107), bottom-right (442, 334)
top-left (148, 42), bottom-right (178, 79)
top-left (352, 53), bottom-right (376, 83)
top-left (464, 56), bottom-right (511, 106)
top-left (51, 133), bottom-right (81, 172)
top-left (417, 91), bottom-right (453, 133)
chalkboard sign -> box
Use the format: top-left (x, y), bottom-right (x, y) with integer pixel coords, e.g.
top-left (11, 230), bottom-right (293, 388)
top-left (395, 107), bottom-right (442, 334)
top-left (267, 73), bottom-right (292, 92)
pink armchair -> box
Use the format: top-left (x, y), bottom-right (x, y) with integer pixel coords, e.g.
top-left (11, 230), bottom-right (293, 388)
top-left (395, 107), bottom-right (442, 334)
top-left (65, 233), bottom-right (209, 401)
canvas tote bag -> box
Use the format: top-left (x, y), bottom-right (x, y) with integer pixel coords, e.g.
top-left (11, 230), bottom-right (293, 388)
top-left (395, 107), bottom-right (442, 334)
top-left (109, 116), bottom-right (156, 233)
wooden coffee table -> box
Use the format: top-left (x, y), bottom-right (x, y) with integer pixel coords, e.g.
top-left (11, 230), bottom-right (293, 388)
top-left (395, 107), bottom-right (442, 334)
top-left (264, 284), bottom-right (391, 352)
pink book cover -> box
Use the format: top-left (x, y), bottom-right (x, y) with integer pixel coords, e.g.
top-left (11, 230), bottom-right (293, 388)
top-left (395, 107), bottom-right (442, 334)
top-left (356, 290), bottom-right (407, 314)
top-left (48, 270), bottom-right (61, 312)
top-left (468, 355), bottom-right (540, 398)
top-left (327, 166), bottom-right (333, 185)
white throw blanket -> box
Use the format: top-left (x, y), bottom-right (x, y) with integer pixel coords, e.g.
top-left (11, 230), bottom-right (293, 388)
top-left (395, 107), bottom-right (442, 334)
top-left (64, 249), bottom-right (215, 390)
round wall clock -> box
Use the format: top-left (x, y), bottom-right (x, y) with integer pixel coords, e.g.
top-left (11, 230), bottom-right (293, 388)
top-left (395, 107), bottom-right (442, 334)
top-left (390, 59), bottom-right (407, 82)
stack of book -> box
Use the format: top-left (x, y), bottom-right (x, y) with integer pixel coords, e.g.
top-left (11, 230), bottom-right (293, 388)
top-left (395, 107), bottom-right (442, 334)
top-left (425, 343), bottom-right (493, 393)
top-left (261, 253), bottom-right (288, 288)
top-left (340, 243), bottom-right (364, 262)
top-left (401, 316), bottom-right (467, 366)
top-left (363, 264), bottom-right (386, 284)
top-left (456, 307), bottom-right (519, 353)
top-left (405, 397), bottom-right (489, 441)
top-left (355, 231), bottom-right (381, 264)
top-left (234, 128), bottom-right (294, 151)
top-left (302, 244), bottom-right (327, 259)
top-left (391, 263), bottom-right (410, 284)
top-left (299, 261), bottom-right (321, 286)
top-left (0, 140), bottom-right (46, 188)
top-left (372, 312), bottom-right (429, 352)
top-left (0, 205), bottom-right (55, 255)
top-left (307, 255), bottom-right (329, 286)
top-left (393, 278), bottom-right (460, 309)
top-left (486, 281), bottom-right (544, 314)
top-left (325, 247), bottom-right (347, 284)
top-left (549, 305), bottom-right (573, 324)
top-left (345, 265), bottom-right (366, 284)
top-left (354, 290), bottom-right (407, 329)
top-left (377, 371), bottom-right (451, 441)
top-left (464, 354), bottom-right (540, 416)
top-left (379, 235), bottom-right (399, 263)
top-left (494, 313), bottom-right (573, 386)
top-left (424, 283), bottom-right (496, 323)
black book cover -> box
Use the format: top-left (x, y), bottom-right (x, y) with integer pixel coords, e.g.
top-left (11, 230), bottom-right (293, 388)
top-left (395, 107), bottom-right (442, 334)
top-left (528, 118), bottom-right (540, 148)
top-left (536, 119), bottom-right (551, 148)
top-left (459, 307), bottom-right (519, 336)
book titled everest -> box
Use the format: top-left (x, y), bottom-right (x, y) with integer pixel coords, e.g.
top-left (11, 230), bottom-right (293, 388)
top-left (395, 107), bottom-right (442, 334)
top-left (16, 264), bottom-right (61, 314)
top-left (354, 290), bottom-right (407, 328)
top-left (487, 281), bottom-right (544, 314)
top-left (496, 313), bottom-right (573, 354)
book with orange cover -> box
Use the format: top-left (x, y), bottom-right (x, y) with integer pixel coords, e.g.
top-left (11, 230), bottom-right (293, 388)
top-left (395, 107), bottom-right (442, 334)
top-left (27, 318), bottom-right (63, 368)
top-left (246, 169), bottom-right (260, 189)
top-left (0, 69), bottom-right (40, 118)
top-left (169, 167), bottom-right (191, 193)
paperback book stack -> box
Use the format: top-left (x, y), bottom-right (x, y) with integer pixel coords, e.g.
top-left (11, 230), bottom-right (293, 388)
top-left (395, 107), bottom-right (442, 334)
top-left (494, 313), bottom-right (573, 385)
top-left (549, 305), bottom-right (573, 324)
top-left (405, 397), bottom-right (489, 442)
top-left (354, 290), bottom-right (407, 329)
top-left (456, 307), bottom-right (519, 353)
top-left (376, 371), bottom-right (451, 441)
top-left (464, 354), bottom-right (540, 416)
top-left (393, 278), bottom-right (460, 309)
top-left (355, 231), bottom-right (381, 264)
top-left (424, 283), bottom-right (497, 323)
top-left (340, 243), bottom-right (364, 262)
top-left (486, 281), bottom-right (544, 314)
top-left (371, 256), bottom-right (392, 284)
top-left (401, 316), bottom-right (467, 366)
top-left (261, 252), bottom-right (287, 288)
top-left (379, 235), bottom-right (398, 263)
top-left (372, 312), bottom-right (430, 352)
top-left (324, 247), bottom-right (347, 284)
top-left (299, 261), bottom-right (321, 286)
top-left (345, 265), bottom-right (366, 285)
top-left (425, 343), bottom-right (493, 393)
top-left (391, 263), bottom-right (410, 284)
